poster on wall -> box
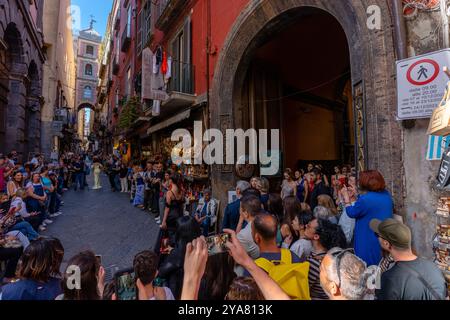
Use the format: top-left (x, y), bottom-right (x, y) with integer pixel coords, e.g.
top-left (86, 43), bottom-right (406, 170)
top-left (397, 49), bottom-right (450, 120)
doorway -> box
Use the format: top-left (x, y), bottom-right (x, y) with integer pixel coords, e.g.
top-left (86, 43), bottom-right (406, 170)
top-left (240, 7), bottom-right (354, 176)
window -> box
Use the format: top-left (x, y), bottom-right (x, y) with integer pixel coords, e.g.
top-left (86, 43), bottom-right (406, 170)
top-left (127, 5), bottom-right (132, 37)
top-left (171, 17), bottom-right (192, 93)
top-left (86, 45), bottom-right (94, 55)
top-left (83, 86), bottom-right (92, 99)
top-left (85, 64), bottom-right (93, 76)
top-left (115, 89), bottom-right (120, 107)
top-left (126, 67), bottom-right (131, 96)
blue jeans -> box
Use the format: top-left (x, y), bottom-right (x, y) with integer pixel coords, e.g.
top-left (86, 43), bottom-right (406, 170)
top-left (10, 221), bottom-right (39, 240)
top-left (74, 173), bottom-right (84, 190)
top-left (114, 174), bottom-right (121, 192)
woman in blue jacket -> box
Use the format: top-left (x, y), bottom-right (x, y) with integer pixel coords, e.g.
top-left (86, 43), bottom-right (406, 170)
top-left (341, 170), bottom-right (393, 266)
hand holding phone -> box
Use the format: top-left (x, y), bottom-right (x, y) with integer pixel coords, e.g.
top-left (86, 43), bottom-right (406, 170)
top-left (206, 233), bottom-right (231, 256)
top-left (114, 268), bottom-right (136, 300)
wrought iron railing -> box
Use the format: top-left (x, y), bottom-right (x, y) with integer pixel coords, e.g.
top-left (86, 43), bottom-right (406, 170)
top-left (168, 59), bottom-right (195, 95)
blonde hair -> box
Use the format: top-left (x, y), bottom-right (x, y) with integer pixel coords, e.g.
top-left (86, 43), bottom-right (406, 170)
top-left (15, 188), bottom-right (26, 199)
top-left (317, 194), bottom-right (338, 216)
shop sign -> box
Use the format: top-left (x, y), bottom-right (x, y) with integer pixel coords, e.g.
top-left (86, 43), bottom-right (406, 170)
top-left (142, 48), bottom-right (169, 101)
top-left (397, 49), bottom-right (450, 120)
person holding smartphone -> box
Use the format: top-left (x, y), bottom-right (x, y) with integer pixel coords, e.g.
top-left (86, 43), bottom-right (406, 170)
top-left (132, 250), bottom-right (175, 300)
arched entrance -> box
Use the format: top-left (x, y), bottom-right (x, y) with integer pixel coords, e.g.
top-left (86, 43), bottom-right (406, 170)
top-left (77, 103), bottom-right (95, 150)
top-left (210, 0), bottom-right (403, 212)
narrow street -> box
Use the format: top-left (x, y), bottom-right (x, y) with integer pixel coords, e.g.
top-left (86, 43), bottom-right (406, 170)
top-left (46, 174), bottom-right (159, 275)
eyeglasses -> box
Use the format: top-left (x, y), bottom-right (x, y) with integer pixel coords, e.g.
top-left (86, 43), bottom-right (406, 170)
top-left (330, 248), bottom-right (355, 287)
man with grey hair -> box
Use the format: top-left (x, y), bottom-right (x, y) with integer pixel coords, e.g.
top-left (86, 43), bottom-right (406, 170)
top-left (313, 206), bottom-right (338, 224)
top-left (221, 180), bottom-right (250, 231)
top-left (320, 247), bottom-right (375, 300)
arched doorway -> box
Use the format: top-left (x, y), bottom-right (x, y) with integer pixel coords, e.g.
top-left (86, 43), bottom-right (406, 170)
top-left (2, 23), bottom-right (27, 158)
top-left (77, 103), bottom-right (95, 150)
top-left (240, 8), bottom-right (353, 182)
top-left (210, 0), bottom-right (403, 212)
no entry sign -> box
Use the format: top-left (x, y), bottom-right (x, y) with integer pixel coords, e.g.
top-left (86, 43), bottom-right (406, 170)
top-left (397, 49), bottom-right (450, 120)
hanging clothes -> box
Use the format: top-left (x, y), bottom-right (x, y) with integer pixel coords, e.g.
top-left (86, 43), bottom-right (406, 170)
top-left (165, 56), bottom-right (172, 83)
top-left (152, 100), bottom-right (161, 116)
top-left (161, 51), bottom-right (168, 75)
top-left (152, 53), bottom-right (158, 74)
top-left (155, 47), bottom-right (163, 66)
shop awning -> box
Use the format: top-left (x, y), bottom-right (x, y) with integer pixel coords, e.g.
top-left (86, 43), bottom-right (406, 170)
top-left (147, 109), bottom-right (191, 135)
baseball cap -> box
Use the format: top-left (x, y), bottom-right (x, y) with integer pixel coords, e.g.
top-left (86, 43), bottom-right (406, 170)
top-left (369, 218), bottom-right (411, 249)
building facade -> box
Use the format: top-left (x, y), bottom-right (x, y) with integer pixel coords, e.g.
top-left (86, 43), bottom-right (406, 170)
top-left (74, 22), bottom-right (102, 140)
top-left (98, 0), bottom-right (450, 258)
top-left (0, 0), bottom-right (45, 161)
top-left (41, 0), bottom-right (76, 158)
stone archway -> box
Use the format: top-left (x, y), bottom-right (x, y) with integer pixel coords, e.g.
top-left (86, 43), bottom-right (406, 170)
top-left (210, 0), bottom-right (403, 213)
top-left (3, 23), bottom-right (28, 158)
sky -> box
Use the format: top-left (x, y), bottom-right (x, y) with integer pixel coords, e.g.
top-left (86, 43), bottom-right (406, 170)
top-left (71, 0), bottom-right (113, 37)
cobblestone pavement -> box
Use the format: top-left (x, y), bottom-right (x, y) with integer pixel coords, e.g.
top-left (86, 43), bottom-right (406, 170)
top-left (46, 174), bottom-right (160, 278)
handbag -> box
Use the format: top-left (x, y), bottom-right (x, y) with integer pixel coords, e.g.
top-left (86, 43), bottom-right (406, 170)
top-left (427, 82), bottom-right (450, 136)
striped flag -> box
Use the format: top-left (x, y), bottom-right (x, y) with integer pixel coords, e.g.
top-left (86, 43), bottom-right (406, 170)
top-left (427, 135), bottom-right (450, 160)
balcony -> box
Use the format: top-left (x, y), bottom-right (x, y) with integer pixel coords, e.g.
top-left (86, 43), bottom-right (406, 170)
top-left (162, 60), bottom-right (196, 109)
top-left (156, 0), bottom-right (188, 32)
top-left (121, 24), bottom-right (131, 52)
top-left (112, 58), bottom-right (119, 75)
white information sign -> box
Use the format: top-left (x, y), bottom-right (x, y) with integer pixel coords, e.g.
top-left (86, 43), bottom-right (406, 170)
top-left (397, 49), bottom-right (450, 120)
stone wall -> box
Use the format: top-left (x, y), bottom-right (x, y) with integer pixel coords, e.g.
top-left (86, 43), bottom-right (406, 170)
top-left (402, 8), bottom-right (448, 258)
top-left (0, 0), bottom-right (45, 160)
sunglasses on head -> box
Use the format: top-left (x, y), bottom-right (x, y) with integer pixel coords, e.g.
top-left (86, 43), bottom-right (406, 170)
top-left (330, 248), bottom-right (355, 287)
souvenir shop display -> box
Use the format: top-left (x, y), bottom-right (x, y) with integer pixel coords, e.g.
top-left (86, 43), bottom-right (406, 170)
top-left (432, 196), bottom-right (450, 296)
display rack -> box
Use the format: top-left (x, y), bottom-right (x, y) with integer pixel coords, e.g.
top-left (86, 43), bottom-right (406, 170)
top-left (432, 196), bottom-right (450, 297)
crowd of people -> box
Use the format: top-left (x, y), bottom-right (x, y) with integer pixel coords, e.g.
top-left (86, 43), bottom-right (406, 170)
top-left (1, 150), bottom-right (448, 300)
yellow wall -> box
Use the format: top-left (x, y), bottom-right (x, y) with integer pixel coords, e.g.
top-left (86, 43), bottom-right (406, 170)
top-left (283, 99), bottom-right (339, 168)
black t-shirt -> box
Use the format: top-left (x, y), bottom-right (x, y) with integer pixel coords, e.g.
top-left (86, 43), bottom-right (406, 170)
top-left (310, 181), bottom-right (331, 210)
top-left (119, 167), bottom-right (128, 178)
top-left (376, 258), bottom-right (447, 300)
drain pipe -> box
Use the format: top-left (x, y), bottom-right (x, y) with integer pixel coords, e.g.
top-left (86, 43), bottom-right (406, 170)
top-left (440, 0), bottom-right (449, 48)
top-left (391, 0), bottom-right (408, 60)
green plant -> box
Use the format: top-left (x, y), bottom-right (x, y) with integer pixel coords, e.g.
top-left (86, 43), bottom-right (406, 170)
top-left (118, 96), bottom-right (140, 129)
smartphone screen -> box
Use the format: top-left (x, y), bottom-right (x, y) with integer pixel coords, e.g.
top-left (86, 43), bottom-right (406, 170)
top-left (115, 269), bottom-right (136, 300)
top-left (206, 233), bottom-right (230, 256)
top-left (95, 255), bottom-right (102, 265)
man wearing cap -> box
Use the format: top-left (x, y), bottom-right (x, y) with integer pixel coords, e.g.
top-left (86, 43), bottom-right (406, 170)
top-left (370, 218), bottom-right (447, 300)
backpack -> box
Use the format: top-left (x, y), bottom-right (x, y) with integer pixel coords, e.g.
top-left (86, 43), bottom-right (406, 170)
top-left (255, 249), bottom-right (311, 300)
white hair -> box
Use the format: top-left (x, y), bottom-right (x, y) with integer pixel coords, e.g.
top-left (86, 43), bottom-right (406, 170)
top-left (236, 180), bottom-right (251, 193)
top-left (324, 247), bottom-right (376, 300)
top-left (314, 206), bottom-right (330, 219)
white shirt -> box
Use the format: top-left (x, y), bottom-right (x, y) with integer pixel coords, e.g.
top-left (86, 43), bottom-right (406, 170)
top-left (288, 239), bottom-right (312, 260)
top-left (11, 197), bottom-right (30, 218)
top-left (237, 221), bottom-right (260, 259)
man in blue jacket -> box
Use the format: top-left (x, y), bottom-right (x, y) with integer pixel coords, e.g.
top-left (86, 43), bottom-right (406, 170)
top-left (221, 180), bottom-right (250, 231)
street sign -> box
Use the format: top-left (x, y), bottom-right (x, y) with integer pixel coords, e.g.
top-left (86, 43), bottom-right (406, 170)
top-left (397, 49), bottom-right (450, 120)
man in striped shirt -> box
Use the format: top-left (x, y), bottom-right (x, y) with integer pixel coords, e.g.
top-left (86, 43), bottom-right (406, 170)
top-left (304, 218), bottom-right (347, 300)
